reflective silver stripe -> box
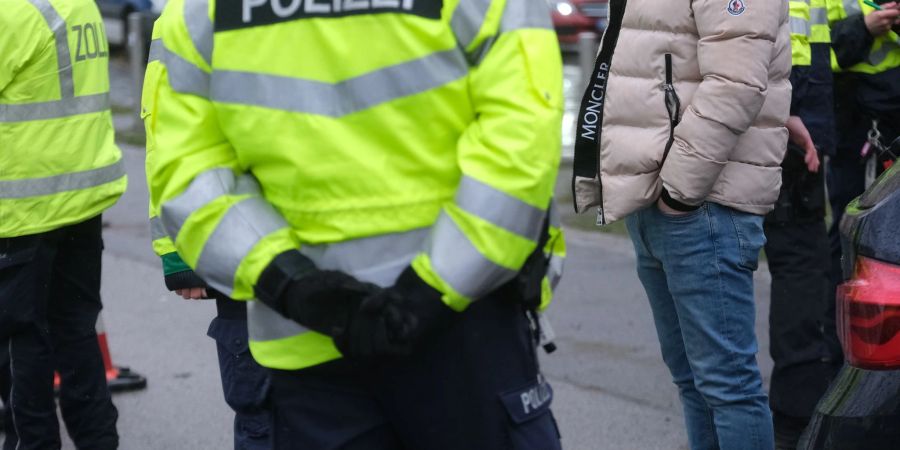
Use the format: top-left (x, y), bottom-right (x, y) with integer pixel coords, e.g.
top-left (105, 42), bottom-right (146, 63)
top-left (0, 93), bottom-right (109, 123)
top-left (843, 0), bottom-right (861, 14)
top-left (248, 300), bottom-right (308, 342)
top-left (548, 253), bottom-right (564, 289)
top-left (455, 176), bottom-right (545, 241)
top-left (451, 0), bottom-right (492, 50)
top-left (184, 0), bottom-right (213, 66)
top-left (429, 212), bottom-right (517, 299)
top-left (211, 49), bottom-right (468, 117)
top-left (163, 44), bottom-right (211, 98)
top-left (549, 201), bottom-right (561, 228)
top-left (790, 16), bottom-right (811, 36)
top-left (0, 159), bottom-right (124, 199)
top-left (150, 216), bottom-right (169, 241)
top-left (148, 39), bottom-right (163, 63)
top-left (194, 197), bottom-right (289, 296)
top-left (249, 228), bottom-right (430, 342)
top-left (810, 7), bottom-right (828, 25)
top-left (500, 0), bottom-right (553, 31)
top-left (28, 0), bottom-right (73, 99)
top-left (868, 37), bottom-right (900, 66)
top-left (160, 168), bottom-right (260, 239)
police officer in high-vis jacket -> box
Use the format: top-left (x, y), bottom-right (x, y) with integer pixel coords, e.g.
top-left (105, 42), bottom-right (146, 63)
top-left (144, 0), bottom-right (565, 448)
top-left (765, 2), bottom-right (841, 448)
top-left (827, 0), bottom-right (900, 292)
top-left (0, 0), bottom-right (126, 448)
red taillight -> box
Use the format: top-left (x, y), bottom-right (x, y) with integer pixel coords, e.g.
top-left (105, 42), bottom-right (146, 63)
top-left (838, 256), bottom-right (900, 369)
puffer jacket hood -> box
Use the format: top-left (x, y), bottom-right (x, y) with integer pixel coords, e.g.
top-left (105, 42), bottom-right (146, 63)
top-left (573, 0), bottom-right (792, 224)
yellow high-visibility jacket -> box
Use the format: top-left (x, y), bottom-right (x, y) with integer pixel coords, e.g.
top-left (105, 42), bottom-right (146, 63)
top-left (828, 0), bottom-right (900, 73)
top-left (0, 0), bottom-right (126, 237)
top-left (791, 0), bottom-right (813, 66)
top-left (144, 0), bottom-right (565, 370)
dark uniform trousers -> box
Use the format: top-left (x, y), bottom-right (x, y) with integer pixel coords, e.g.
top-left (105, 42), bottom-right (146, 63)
top-left (209, 296), bottom-right (272, 450)
top-left (269, 295), bottom-right (561, 450)
top-left (767, 53), bottom-right (842, 442)
top-left (0, 216), bottom-right (118, 450)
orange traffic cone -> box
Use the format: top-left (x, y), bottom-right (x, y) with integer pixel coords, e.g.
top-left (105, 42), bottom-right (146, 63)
top-left (54, 314), bottom-right (146, 393)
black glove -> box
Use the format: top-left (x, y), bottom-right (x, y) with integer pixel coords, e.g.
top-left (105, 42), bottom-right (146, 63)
top-left (333, 267), bottom-right (458, 359)
top-left (255, 250), bottom-right (381, 337)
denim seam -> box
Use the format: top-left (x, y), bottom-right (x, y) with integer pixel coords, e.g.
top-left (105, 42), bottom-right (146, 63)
top-left (728, 208), bottom-right (749, 270)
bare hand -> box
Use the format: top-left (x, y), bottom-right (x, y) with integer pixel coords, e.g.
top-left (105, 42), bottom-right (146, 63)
top-left (175, 287), bottom-right (208, 300)
top-left (785, 116), bottom-right (820, 173)
top-left (865, 4), bottom-right (900, 37)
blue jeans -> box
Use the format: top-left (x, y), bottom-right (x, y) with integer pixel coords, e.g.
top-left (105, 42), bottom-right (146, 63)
top-left (625, 203), bottom-right (774, 450)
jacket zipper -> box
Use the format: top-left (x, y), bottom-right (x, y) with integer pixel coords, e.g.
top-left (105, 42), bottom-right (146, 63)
top-left (660, 53), bottom-right (681, 168)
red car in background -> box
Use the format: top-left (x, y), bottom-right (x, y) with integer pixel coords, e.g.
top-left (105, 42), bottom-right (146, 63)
top-left (548, 0), bottom-right (609, 48)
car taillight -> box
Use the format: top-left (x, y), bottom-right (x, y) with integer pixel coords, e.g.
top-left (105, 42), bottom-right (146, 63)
top-left (837, 256), bottom-right (900, 369)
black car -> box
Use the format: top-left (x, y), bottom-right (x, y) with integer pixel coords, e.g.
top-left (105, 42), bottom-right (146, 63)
top-left (799, 161), bottom-right (900, 450)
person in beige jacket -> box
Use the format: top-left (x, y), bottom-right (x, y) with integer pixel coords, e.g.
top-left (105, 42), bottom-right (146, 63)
top-left (572, 0), bottom-right (791, 449)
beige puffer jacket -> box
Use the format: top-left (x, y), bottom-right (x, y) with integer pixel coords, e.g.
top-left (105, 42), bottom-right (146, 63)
top-left (573, 0), bottom-right (792, 224)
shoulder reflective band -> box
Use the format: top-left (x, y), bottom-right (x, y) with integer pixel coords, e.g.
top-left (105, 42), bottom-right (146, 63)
top-left (451, 0), bottom-right (491, 52)
top-left (0, 159), bottom-right (124, 199)
top-left (843, 0), bottom-right (861, 14)
top-left (184, 0), bottom-right (213, 66)
top-left (27, 0), bottom-right (74, 99)
top-left (571, 0), bottom-right (627, 213)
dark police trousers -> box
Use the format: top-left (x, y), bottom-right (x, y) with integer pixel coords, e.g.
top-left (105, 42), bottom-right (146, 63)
top-left (0, 216), bottom-right (118, 450)
top-left (269, 295), bottom-right (561, 450)
top-left (766, 149), bottom-right (842, 423)
top-left (209, 296), bottom-right (272, 450)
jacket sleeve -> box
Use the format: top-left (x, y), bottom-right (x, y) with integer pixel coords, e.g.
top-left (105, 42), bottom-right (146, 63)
top-left (831, 14), bottom-right (873, 68)
top-left (410, 0), bottom-right (563, 311)
top-left (142, 19), bottom-right (204, 292)
top-left (0, 5), bottom-right (45, 92)
top-left (145, 0), bottom-right (299, 300)
top-left (660, 0), bottom-right (785, 207)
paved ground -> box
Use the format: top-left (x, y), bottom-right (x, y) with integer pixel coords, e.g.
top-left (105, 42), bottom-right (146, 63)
top-left (3, 51), bottom-right (777, 450)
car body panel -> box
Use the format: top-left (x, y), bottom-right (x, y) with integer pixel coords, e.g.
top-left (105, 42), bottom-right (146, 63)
top-left (800, 163), bottom-right (900, 449)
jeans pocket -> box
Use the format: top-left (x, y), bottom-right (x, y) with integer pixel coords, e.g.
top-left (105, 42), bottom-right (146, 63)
top-left (500, 379), bottom-right (562, 450)
top-left (728, 208), bottom-right (766, 271)
top-left (656, 202), bottom-right (706, 221)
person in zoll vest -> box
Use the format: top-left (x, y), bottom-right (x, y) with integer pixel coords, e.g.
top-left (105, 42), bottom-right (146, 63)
top-left (144, 0), bottom-right (566, 448)
top-left (0, 0), bottom-right (126, 448)
top-left (765, 1), bottom-right (842, 448)
top-left (572, 0), bottom-right (791, 449)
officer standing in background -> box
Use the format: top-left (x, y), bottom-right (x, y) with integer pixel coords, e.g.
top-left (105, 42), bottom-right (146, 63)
top-left (145, 0), bottom-right (565, 448)
top-left (0, 0), bottom-right (126, 448)
top-left (766, 1), bottom-right (840, 447)
top-left (143, 21), bottom-right (273, 448)
top-left (827, 0), bottom-right (900, 297)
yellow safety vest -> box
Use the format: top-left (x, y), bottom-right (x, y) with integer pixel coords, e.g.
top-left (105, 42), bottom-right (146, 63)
top-left (810, 0), bottom-right (831, 43)
top-left (144, 0), bottom-right (565, 370)
top-left (828, 0), bottom-right (900, 73)
top-left (0, 0), bottom-right (126, 237)
top-left (791, 0), bottom-right (814, 66)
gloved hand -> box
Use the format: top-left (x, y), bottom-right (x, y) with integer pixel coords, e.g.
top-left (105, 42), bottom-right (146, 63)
top-left (333, 267), bottom-right (458, 359)
top-left (255, 250), bottom-right (381, 337)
